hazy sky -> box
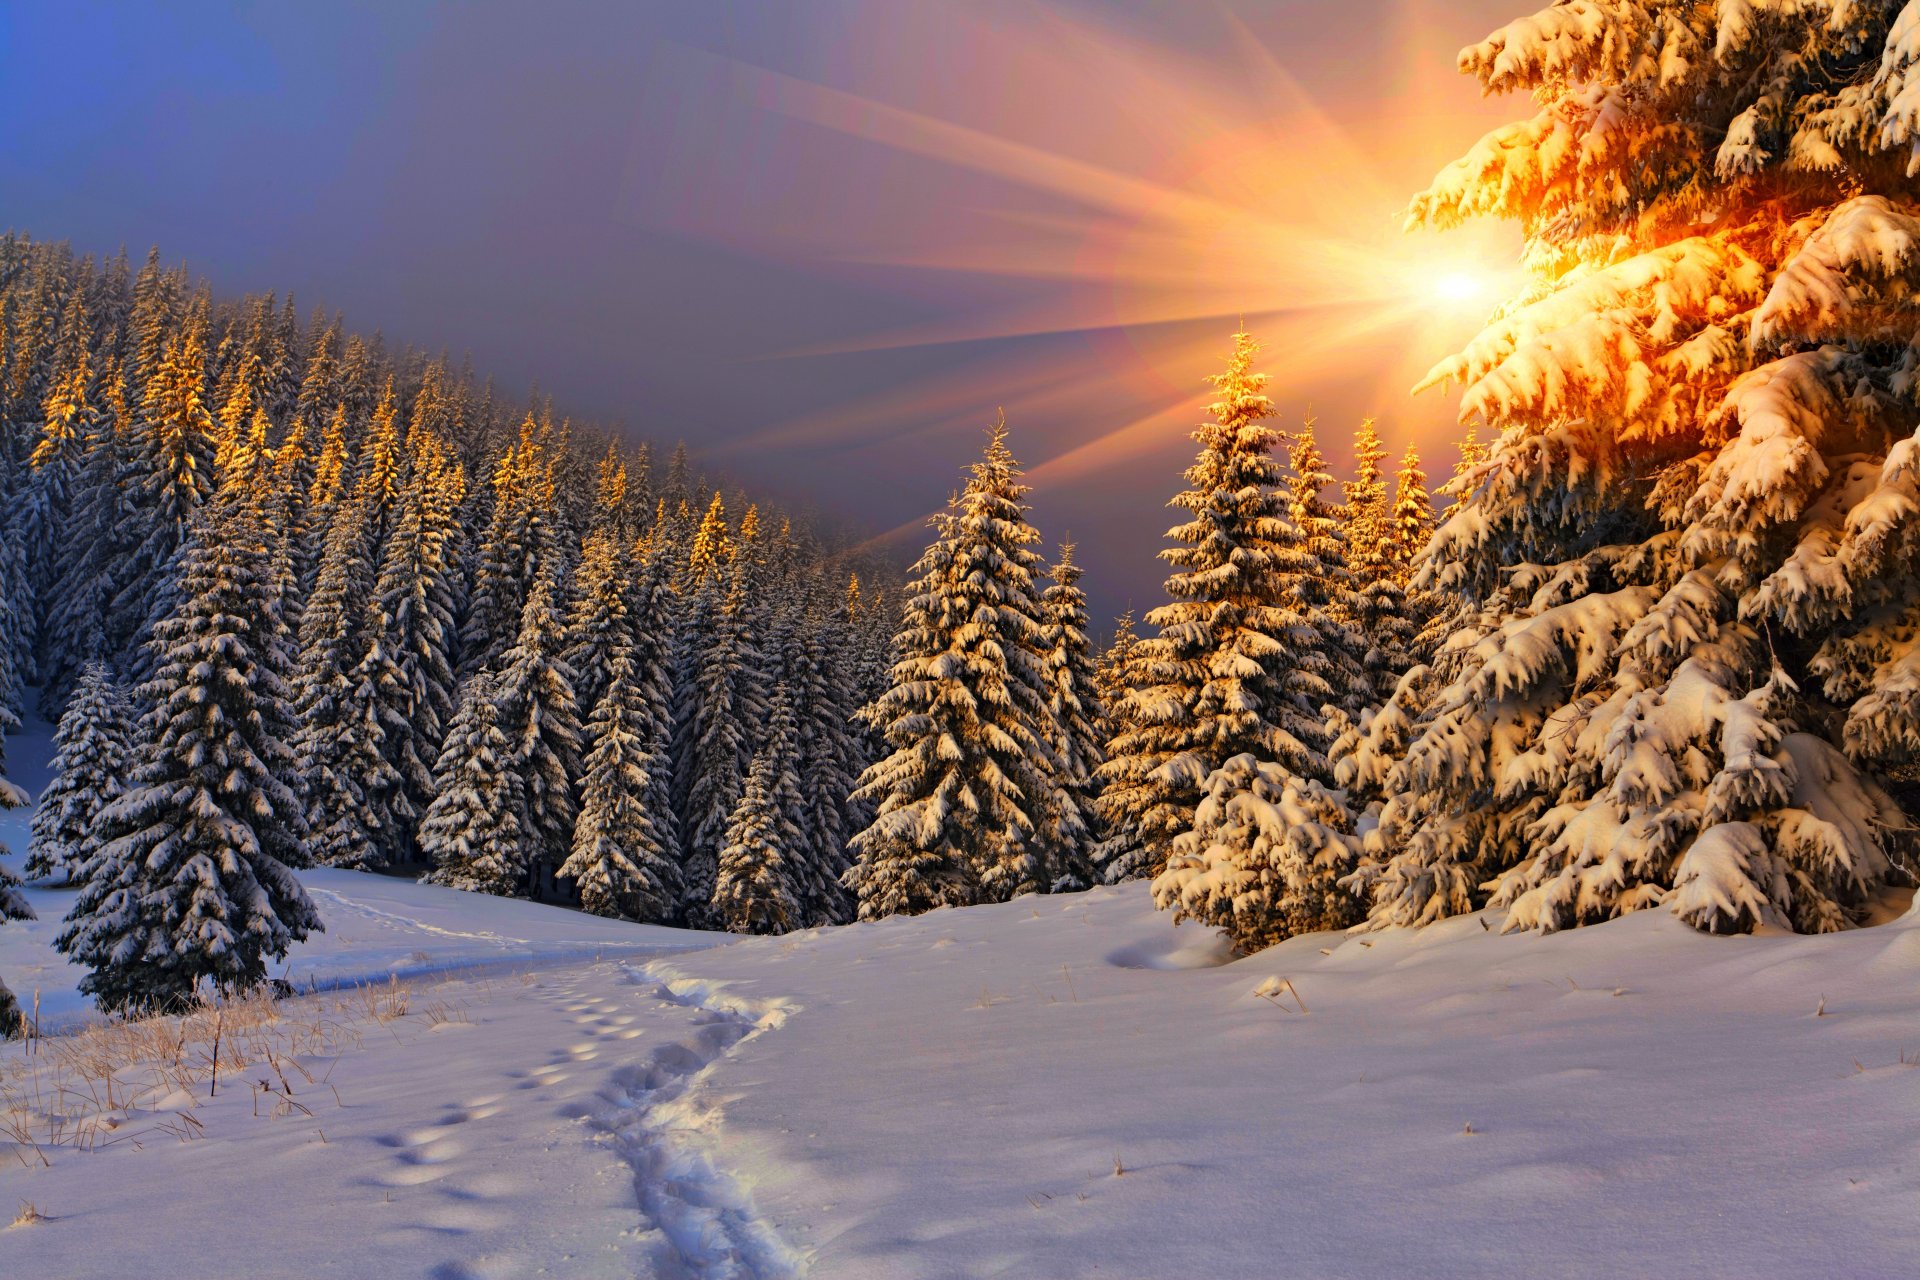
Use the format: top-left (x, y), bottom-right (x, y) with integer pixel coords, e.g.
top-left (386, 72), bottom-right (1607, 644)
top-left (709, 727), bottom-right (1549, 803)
top-left (0, 0), bottom-right (1526, 623)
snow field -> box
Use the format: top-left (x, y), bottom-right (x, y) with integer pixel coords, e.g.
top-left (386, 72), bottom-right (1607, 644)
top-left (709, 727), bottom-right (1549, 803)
top-left (659, 884), bottom-right (1920, 1278)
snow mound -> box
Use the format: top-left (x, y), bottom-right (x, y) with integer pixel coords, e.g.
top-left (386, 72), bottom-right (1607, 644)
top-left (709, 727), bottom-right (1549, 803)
top-left (1103, 929), bottom-right (1234, 970)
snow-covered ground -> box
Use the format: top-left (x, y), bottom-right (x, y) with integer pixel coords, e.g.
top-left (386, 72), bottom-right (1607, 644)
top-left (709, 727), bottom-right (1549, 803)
top-left (0, 867), bottom-right (718, 1033)
top-left (7, 864), bottom-right (1920, 1277)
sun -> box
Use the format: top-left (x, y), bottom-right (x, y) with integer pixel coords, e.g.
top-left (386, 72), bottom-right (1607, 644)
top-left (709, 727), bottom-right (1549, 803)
top-left (1432, 270), bottom-right (1487, 304)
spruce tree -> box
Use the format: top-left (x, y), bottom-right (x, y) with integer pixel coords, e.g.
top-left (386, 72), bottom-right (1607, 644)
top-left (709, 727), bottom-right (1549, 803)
top-left (114, 296), bottom-right (217, 663)
top-left (1343, 0), bottom-right (1920, 936)
top-left (562, 524), bottom-right (634, 721)
top-left (1282, 418), bottom-right (1366, 718)
top-left (561, 651), bottom-right (681, 921)
top-left (419, 675), bottom-right (522, 895)
top-left (847, 417), bottom-right (1057, 917)
top-left (292, 494), bottom-right (382, 867)
top-left (1096, 331), bottom-right (1318, 881)
top-left (366, 426), bottom-right (466, 830)
top-left (0, 667), bottom-right (30, 1035)
top-left (1389, 444), bottom-right (1436, 578)
top-left (25, 662), bottom-right (132, 883)
top-left (1037, 543), bottom-right (1102, 890)
top-left (493, 568), bottom-right (583, 896)
top-left (713, 689), bottom-right (806, 935)
top-left (674, 557), bottom-right (766, 924)
top-left (58, 473), bottom-right (319, 1013)
top-left (1342, 418), bottom-right (1412, 704)
top-left (0, 862), bottom-right (29, 1037)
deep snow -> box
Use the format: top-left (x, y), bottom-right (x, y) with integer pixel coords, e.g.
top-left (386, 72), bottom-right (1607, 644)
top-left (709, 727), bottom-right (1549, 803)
top-left (7, 866), bottom-right (1920, 1277)
top-left (7, 696), bottom-right (1920, 1276)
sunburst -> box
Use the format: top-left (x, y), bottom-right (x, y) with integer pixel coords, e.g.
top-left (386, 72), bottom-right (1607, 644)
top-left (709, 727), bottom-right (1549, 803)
top-left (640, 0), bottom-right (1520, 557)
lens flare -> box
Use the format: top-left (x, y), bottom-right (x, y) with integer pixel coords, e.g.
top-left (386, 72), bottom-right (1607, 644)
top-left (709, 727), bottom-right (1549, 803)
top-left (638, 1), bottom-right (1523, 553)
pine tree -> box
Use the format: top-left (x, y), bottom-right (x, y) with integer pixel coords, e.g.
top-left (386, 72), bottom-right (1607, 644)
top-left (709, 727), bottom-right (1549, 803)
top-left (58, 474), bottom-right (319, 1013)
top-left (563, 525), bottom-right (634, 720)
top-left (0, 646), bottom-right (30, 1033)
top-left (1389, 444), bottom-right (1436, 577)
top-left (847, 417), bottom-right (1057, 917)
top-left (114, 296), bottom-right (217, 656)
top-left (561, 650), bottom-right (681, 921)
top-left (674, 556), bottom-right (767, 924)
top-left (25, 663), bottom-right (132, 882)
top-left (24, 281), bottom-right (94, 672)
top-left (419, 675), bottom-right (522, 895)
top-left (787, 603), bottom-right (861, 924)
top-left (462, 414), bottom-right (560, 671)
top-left (40, 367), bottom-right (133, 713)
top-left (1342, 418), bottom-right (1413, 704)
top-left (365, 426), bottom-right (466, 831)
top-left (493, 568), bottom-right (583, 895)
top-left (1342, 1), bottom-right (1920, 936)
top-left (714, 689), bottom-right (806, 934)
top-left (0, 859), bottom-right (29, 1037)
top-left (1153, 752), bottom-right (1361, 952)
top-left (1282, 418), bottom-right (1366, 717)
top-left (292, 494), bottom-right (384, 868)
top-left (1096, 331), bottom-right (1320, 881)
top-left (1036, 543), bottom-right (1102, 890)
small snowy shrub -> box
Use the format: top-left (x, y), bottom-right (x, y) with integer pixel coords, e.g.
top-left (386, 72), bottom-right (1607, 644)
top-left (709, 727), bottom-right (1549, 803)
top-left (1153, 754), bottom-right (1361, 953)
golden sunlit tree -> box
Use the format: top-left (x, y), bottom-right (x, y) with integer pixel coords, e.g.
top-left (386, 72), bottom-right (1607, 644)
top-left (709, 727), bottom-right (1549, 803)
top-left (1342, 0), bottom-right (1920, 937)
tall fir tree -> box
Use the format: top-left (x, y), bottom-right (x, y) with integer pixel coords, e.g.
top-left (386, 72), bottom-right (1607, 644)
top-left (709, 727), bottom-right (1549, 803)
top-left (847, 417), bottom-right (1057, 917)
top-left (713, 687), bottom-right (807, 935)
top-left (25, 662), bottom-right (132, 883)
top-left (58, 467), bottom-right (319, 1013)
top-left (1341, 0), bottom-right (1920, 936)
top-left (674, 555), bottom-right (767, 924)
top-left (492, 567), bottom-right (583, 896)
top-left (561, 650), bottom-right (681, 921)
top-left (1036, 543), bottom-right (1102, 890)
top-left (1096, 330), bottom-right (1320, 881)
top-left (419, 675), bottom-right (523, 895)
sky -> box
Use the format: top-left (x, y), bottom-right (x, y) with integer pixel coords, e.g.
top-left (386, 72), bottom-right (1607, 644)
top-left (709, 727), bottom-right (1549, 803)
top-left (0, 0), bottom-right (1527, 624)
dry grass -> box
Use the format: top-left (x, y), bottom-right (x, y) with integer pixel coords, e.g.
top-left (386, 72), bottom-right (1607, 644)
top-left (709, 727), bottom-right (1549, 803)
top-left (1, 974), bottom-right (478, 1169)
top-left (10, 1199), bottom-right (45, 1228)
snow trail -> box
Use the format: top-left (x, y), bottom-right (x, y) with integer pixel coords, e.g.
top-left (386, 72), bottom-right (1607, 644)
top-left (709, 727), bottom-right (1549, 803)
top-left (591, 960), bottom-right (805, 1280)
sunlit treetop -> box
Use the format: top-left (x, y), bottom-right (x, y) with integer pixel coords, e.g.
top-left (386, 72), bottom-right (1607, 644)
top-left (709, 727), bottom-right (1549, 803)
top-left (1340, 1), bottom-right (1920, 939)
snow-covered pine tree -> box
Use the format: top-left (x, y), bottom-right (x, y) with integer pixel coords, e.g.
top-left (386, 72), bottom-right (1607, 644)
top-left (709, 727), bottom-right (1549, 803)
top-left (113, 295), bottom-right (217, 667)
top-left (1344, 0), bottom-right (1920, 936)
top-left (0, 651), bottom-right (29, 1034)
top-left (1153, 750), bottom-right (1361, 952)
top-left (58, 461), bottom-right (319, 1013)
top-left (846, 416), bottom-right (1057, 917)
top-left (462, 414), bottom-right (561, 673)
top-left (686, 489), bottom-right (732, 589)
top-left (40, 366), bottom-right (134, 714)
top-left (292, 493), bottom-right (385, 868)
top-left (1274, 417), bottom-right (1367, 730)
top-left (1037, 542), bottom-right (1102, 890)
top-left (1095, 330), bottom-right (1324, 881)
top-left (561, 649), bottom-right (682, 921)
top-left (419, 675), bottom-right (523, 895)
top-left (24, 281), bottom-right (94, 674)
top-left (0, 856), bottom-right (28, 1036)
top-left (713, 687), bottom-right (807, 934)
top-left (674, 553), bottom-right (767, 925)
top-left (562, 524), bottom-right (633, 721)
top-left (1389, 444), bottom-right (1436, 579)
top-left (788, 601), bottom-right (861, 924)
top-left (25, 662), bottom-right (132, 883)
top-left (364, 424), bottom-right (466, 838)
top-left (1342, 418), bottom-right (1415, 703)
top-left (492, 566), bottom-right (583, 896)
